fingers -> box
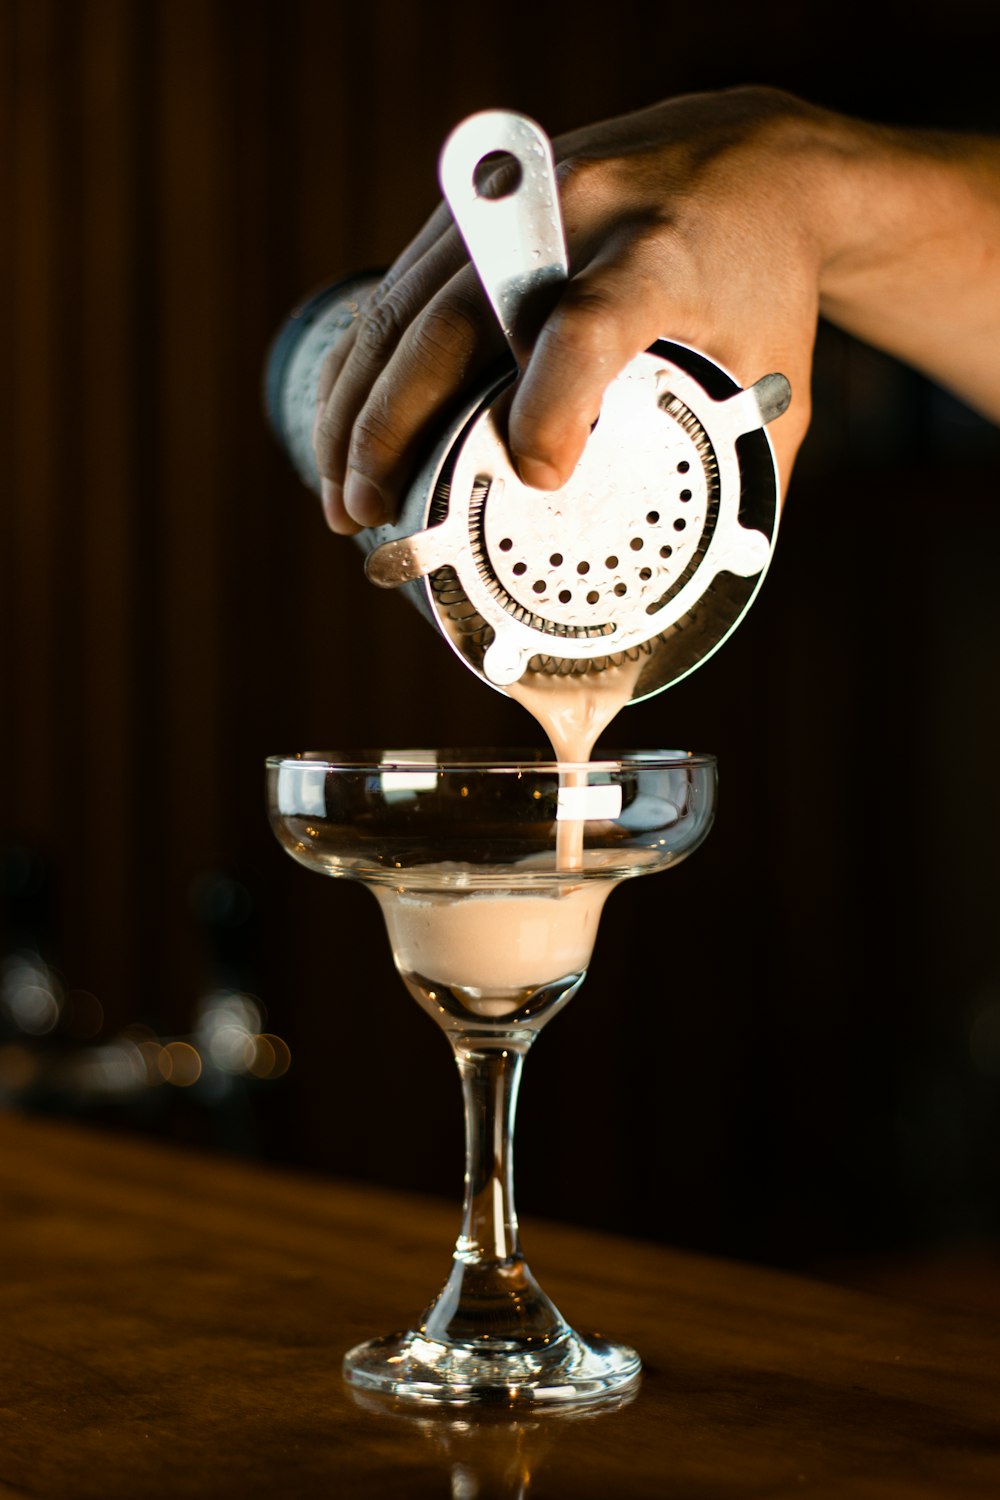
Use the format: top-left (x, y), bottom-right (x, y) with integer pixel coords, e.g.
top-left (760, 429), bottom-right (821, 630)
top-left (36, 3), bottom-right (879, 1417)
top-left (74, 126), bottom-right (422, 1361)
top-left (318, 259), bottom-right (505, 528)
top-left (507, 231), bottom-right (681, 488)
top-left (313, 211), bottom-right (478, 531)
top-left (312, 204), bottom-right (457, 438)
top-left (321, 222), bottom-right (679, 525)
top-left (315, 283), bottom-right (419, 530)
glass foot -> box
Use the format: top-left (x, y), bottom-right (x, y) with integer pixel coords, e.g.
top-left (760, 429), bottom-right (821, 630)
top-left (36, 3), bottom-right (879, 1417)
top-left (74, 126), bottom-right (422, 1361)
top-left (343, 1327), bottom-right (641, 1408)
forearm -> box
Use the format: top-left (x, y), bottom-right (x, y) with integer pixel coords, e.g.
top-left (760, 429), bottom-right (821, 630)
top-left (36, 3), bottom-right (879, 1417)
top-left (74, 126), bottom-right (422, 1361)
top-left (812, 117), bottom-right (1000, 419)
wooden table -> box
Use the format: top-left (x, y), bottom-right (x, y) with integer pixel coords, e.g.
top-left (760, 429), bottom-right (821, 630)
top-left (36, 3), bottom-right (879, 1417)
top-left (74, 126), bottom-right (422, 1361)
top-left (1, 1110), bottom-right (998, 1499)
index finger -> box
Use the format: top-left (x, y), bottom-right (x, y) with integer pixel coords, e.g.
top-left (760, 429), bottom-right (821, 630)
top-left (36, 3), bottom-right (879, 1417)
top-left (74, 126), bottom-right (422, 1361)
top-left (312, 198), bottom-right (457, 425)
top-left (507, 243), bottom-right (671, 489)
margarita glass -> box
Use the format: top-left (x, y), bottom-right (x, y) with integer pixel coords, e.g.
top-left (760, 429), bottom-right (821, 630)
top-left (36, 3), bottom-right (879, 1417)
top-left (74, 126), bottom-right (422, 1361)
top-left (267, 749), bottom-right (716, 1406)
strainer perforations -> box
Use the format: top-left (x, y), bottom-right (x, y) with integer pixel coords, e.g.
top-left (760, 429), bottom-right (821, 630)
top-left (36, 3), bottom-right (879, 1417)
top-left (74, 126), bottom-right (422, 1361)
top-left (474, 392), bottom-right (719, 635)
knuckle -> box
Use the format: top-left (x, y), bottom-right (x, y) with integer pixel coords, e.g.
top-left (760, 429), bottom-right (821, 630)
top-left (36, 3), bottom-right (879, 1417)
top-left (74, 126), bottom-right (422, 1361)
top-left (556, 153), bottom-right (615, 203)
top-left (368, 273), bottom-right (396, 306)
top-left (544, 286), bottom-right (625, 361)
top-left (355, 295), bottom-right (406, 362)
top-left (410, 296), bottom-right (479, 376)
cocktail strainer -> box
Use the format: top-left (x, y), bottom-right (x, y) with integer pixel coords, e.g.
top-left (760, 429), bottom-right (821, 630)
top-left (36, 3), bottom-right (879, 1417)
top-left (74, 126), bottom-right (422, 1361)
top-left (266, 111), bottom-right (791, 703)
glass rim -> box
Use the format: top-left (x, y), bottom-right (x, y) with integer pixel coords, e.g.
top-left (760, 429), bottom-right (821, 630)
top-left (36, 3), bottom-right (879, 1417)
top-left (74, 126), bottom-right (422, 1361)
top-left (265, 748), bottom-right (717, 773)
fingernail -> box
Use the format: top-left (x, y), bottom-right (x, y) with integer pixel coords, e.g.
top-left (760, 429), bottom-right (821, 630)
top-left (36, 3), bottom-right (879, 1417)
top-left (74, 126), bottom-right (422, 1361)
top-left (517, 456), bottom-right (564, 490)
top-left (343, 469), bottom-right (389, 528)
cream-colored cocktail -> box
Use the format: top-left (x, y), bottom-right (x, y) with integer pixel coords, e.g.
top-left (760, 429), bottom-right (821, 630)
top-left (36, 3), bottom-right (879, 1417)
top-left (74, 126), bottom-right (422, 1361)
top-left (375, 881), bottom-right (610, 1023)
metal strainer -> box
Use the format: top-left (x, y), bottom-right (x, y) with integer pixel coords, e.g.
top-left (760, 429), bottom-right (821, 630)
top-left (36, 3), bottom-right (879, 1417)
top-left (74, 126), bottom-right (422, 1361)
top-left (266, 110), bottom-right (791, 703)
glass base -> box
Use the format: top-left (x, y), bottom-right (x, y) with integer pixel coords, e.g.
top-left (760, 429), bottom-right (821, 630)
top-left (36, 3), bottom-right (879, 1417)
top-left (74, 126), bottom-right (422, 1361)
top-left (342, 1326), bottom-right (641, 1408)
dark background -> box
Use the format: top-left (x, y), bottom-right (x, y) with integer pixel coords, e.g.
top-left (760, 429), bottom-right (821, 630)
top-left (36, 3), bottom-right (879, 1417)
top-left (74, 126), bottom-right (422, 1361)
top-left (0, 0), bottom-right (998, 1289)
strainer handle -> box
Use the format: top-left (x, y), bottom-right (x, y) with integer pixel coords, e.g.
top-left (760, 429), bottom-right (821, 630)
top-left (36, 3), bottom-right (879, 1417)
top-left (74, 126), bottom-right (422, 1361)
top-left (438, 111), bottom-right (569, 358)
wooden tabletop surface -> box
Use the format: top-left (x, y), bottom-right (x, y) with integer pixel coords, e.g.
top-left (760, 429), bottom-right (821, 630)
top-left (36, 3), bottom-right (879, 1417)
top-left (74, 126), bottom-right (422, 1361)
top-left (1, 1109), bottom-right (998, 1499)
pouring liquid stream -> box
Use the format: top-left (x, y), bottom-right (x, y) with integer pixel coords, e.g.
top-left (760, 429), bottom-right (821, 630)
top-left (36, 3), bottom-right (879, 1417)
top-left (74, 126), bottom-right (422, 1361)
top-left (377, 655), bottom-right (648, 1023)
top-left (507, 655), bottom-right (646, 870)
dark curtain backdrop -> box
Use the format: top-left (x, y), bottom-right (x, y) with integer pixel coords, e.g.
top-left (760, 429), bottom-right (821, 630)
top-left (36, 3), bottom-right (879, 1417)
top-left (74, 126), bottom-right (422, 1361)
top-left (1, 0), bottom-right (999, 1276)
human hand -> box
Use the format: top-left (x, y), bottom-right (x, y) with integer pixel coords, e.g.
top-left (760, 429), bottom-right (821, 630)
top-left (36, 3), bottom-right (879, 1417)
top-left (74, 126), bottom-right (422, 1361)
top-left (312, 87), bottom-right (830, 534)
top-left (312, 84), bottom-right (1000, 534)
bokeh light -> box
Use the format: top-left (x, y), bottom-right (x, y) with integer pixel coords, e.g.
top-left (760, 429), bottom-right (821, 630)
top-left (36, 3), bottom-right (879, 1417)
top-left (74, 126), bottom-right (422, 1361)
top-left (1, 954), bottom-right (63, 1035)
top-left (158, 1041), bottom-right (203, 1088)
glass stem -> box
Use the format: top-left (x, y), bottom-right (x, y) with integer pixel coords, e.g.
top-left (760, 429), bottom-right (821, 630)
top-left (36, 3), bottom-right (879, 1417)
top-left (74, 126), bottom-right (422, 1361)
top-left (457, 1036), bottom-right (526, 1264)
top-left (421, 1034), bottom-right (566, 1348)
